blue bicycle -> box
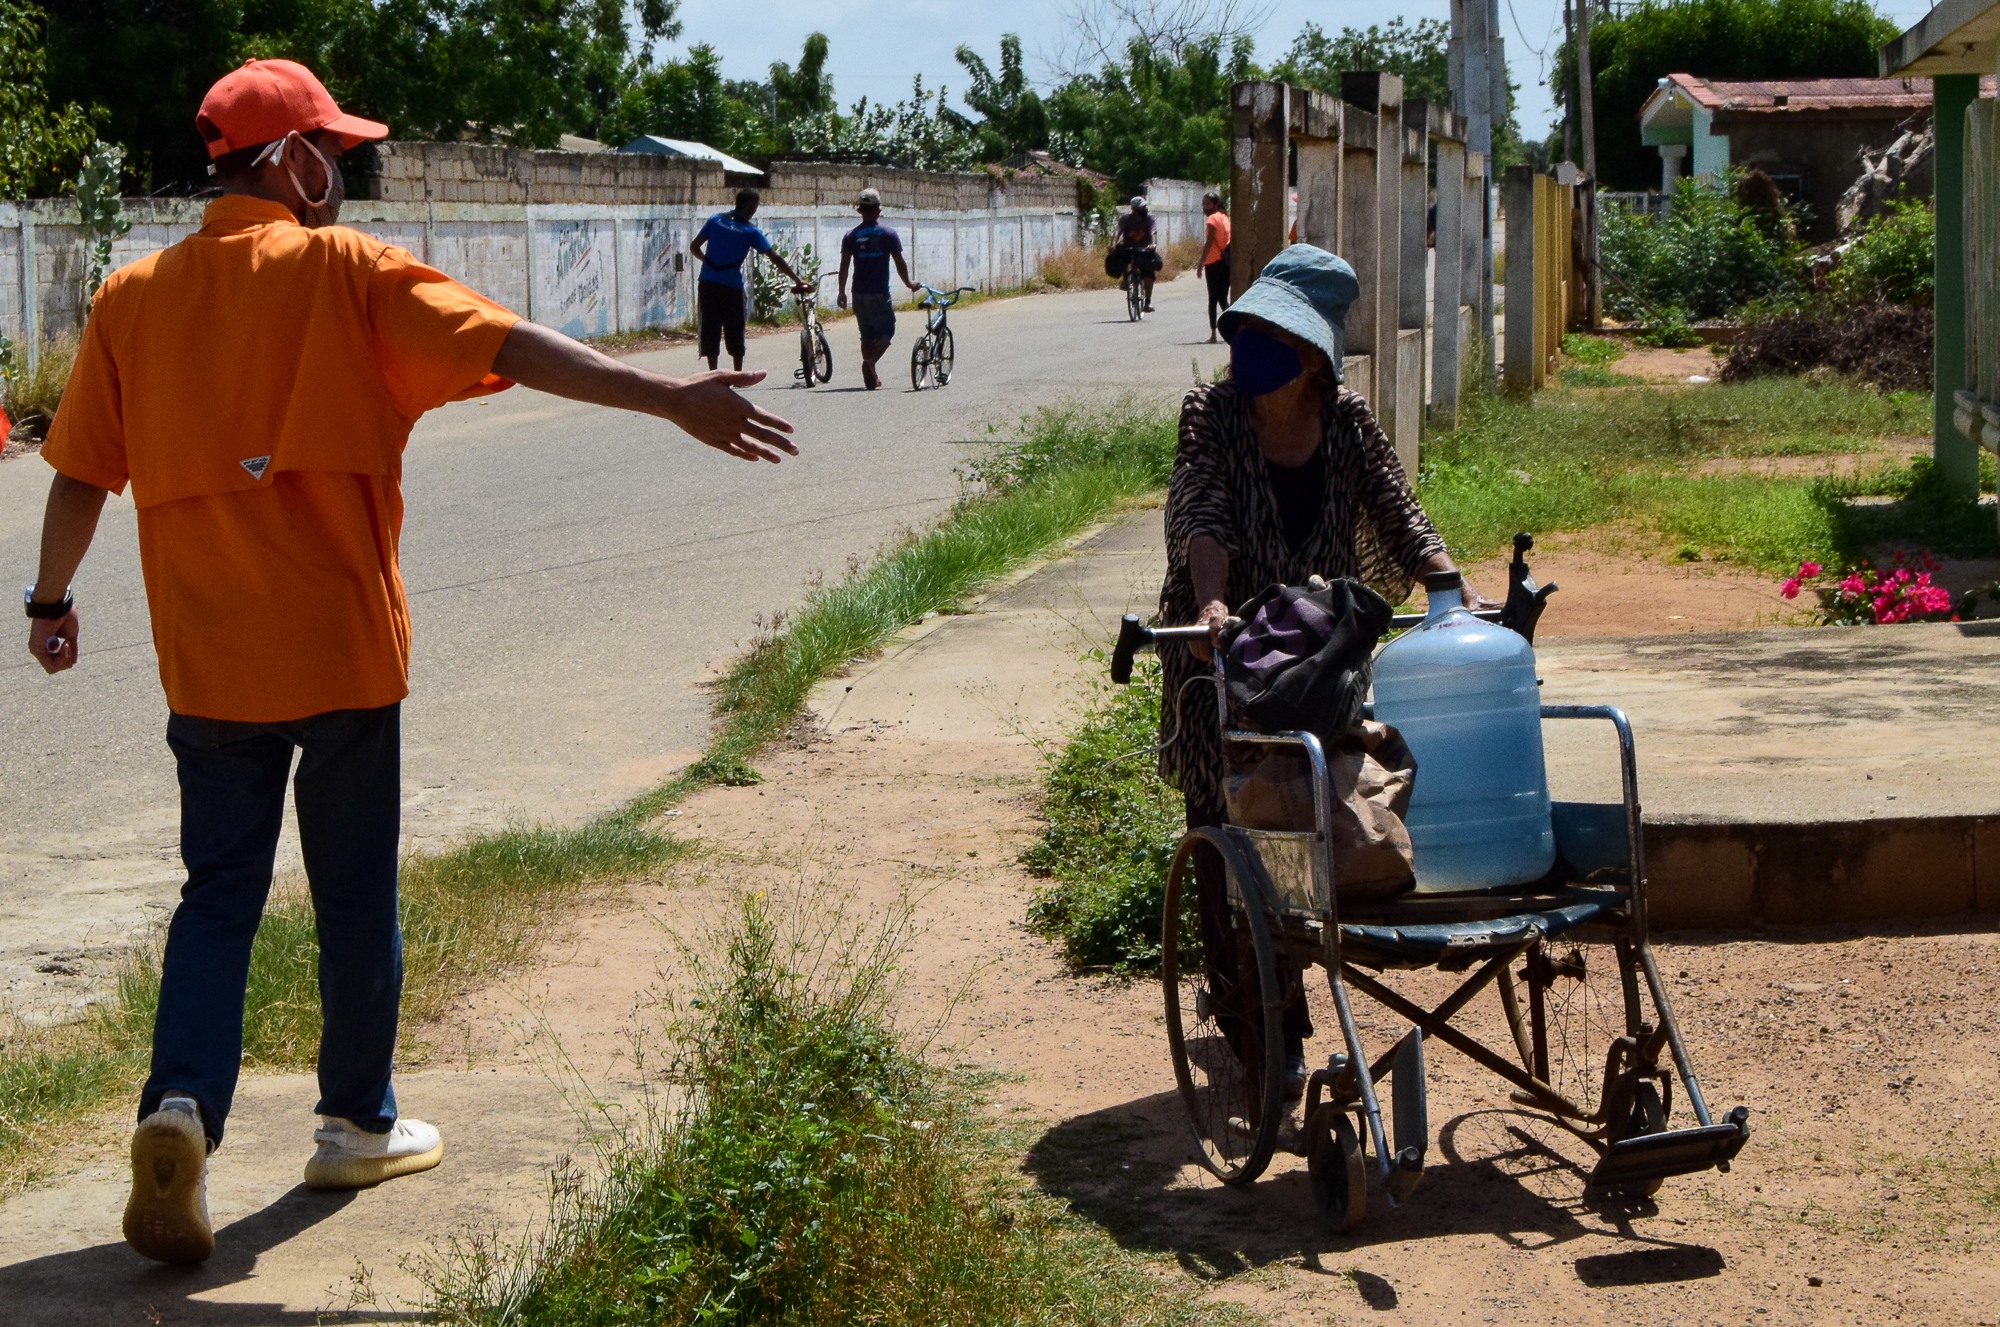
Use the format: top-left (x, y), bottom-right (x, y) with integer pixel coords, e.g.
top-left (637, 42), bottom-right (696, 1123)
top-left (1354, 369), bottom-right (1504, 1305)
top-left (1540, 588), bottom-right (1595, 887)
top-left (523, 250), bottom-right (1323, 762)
top-left (911, 284), bottom-right (975, 390)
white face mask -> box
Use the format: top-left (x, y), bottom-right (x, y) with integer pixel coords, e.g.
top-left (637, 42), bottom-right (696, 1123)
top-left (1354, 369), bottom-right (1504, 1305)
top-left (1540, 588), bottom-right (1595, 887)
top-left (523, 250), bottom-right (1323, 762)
top-left (258, 131), bottom-right (343, 228)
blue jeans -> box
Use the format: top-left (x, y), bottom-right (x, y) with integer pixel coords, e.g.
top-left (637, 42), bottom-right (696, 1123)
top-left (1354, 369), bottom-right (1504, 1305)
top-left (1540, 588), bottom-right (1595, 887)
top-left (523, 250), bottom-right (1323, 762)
top-left (139, 705), bottom-right (403, 1147)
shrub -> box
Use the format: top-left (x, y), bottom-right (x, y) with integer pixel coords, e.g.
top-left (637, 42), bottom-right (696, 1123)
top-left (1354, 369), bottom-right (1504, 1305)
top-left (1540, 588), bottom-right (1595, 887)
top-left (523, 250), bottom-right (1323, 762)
top-left (1719, 302), bottom-right (1933, 392)
top-left (1599, 172), bottom-right (1802, 320)
top-left (1831, 197), bottom-right (1934, 308)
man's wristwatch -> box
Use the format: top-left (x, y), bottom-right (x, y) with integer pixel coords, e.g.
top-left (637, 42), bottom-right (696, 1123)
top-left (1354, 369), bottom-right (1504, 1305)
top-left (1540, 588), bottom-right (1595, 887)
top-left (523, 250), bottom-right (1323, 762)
top-left (24, 585), bottom-right (73, 619)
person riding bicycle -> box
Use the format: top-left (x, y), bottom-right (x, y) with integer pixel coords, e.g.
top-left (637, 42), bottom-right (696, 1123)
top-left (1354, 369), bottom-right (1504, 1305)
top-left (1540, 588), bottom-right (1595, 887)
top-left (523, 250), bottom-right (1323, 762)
top-left (1115, 196), bottom-right (1160, 312)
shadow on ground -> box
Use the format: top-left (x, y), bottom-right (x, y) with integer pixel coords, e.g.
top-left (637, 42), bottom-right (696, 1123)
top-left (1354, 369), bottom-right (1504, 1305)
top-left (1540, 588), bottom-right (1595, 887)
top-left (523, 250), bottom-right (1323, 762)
top-left (0, 1186), bottom-right (417, 1325)
top-left (1021, 1091), bottom-right (1726, 1287)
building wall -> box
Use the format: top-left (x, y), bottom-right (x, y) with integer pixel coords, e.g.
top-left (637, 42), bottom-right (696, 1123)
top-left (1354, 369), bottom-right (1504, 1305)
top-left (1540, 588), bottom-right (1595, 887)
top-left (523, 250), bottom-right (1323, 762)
top-left (0, 147), bottom-right (1207, 362)
top-left (1715, 111), bottom-right (1921, 241)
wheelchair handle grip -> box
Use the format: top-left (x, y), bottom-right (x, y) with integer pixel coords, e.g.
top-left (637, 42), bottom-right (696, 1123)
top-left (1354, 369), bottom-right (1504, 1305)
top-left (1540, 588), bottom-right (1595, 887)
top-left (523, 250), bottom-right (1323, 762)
top-left (1110, 616), bottom-right (1236, 683)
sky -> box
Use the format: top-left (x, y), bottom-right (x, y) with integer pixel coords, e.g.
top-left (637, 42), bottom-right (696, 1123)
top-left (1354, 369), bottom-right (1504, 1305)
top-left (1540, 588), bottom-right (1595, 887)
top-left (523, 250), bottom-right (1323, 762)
top-left (673, 0), bottom-right (1943, 150)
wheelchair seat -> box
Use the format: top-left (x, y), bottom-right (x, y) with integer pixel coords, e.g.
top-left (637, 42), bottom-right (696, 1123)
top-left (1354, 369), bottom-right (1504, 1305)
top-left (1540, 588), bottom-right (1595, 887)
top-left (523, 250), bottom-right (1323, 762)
top-left (1337, 890), bottom-right (1620, 971)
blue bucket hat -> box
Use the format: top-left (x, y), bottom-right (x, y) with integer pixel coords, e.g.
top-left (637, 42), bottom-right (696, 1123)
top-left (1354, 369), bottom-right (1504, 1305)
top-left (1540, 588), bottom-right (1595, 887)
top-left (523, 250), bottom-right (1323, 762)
top-left (1218, 244), bottom-right (1360, 383)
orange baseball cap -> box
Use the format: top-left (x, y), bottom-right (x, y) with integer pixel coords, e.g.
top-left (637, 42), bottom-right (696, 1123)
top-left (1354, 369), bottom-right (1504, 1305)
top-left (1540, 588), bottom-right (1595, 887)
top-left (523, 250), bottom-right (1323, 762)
top-left (196, 59), bottom-right (388, 158)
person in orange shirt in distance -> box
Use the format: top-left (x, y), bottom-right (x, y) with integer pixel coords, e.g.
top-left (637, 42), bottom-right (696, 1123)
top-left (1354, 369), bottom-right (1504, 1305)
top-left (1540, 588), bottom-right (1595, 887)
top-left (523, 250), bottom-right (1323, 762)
top-left (23, 59), bottom-right (798, 1267)
top-left (1201, 191), bottom-right (1232, 343)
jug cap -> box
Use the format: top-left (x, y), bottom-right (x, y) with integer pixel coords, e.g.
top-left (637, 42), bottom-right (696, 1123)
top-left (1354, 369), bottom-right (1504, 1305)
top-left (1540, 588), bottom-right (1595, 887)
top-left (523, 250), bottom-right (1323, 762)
top-left (1422, 570), bottom-right (1464, 592)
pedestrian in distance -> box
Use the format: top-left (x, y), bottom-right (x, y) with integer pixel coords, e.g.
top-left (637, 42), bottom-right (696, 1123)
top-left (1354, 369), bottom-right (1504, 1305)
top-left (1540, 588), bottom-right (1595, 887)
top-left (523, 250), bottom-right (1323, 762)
top-left (24, 57), bottom-right (800, 1268)
top-left (1201, 191), bottom-right (1231, 343)
top-left (836, 187), bottom-right (919, 391)
top-left (690, 188), bottom-right (813, 370)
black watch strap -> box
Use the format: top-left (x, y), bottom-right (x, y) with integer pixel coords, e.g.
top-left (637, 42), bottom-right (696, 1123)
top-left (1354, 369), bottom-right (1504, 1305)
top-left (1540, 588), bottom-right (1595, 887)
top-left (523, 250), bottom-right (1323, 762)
top-left (24, 586), bottom-right (73, 620)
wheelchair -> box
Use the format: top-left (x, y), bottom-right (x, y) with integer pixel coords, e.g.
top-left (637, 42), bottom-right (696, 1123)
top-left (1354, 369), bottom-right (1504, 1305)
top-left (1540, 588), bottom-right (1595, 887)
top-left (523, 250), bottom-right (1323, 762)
top-left (1108, 541), bottom-right (1751, 1230)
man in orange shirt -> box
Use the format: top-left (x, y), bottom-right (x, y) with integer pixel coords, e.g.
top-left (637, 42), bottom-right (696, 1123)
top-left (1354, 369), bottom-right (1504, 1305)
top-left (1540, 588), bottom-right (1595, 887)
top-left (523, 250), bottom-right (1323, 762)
top-left (23, 60), bottom-right (798, 1266)
top-left (1201, 190), bottom-right (1232, 343)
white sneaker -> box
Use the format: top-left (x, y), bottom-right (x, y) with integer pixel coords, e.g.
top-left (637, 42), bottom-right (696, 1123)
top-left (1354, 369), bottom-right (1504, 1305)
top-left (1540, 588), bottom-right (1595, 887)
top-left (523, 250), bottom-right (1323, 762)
top-left (124, 1097), bottom-right (213, 1264)
top-left (303, 1115), bottom-right (444, 1190)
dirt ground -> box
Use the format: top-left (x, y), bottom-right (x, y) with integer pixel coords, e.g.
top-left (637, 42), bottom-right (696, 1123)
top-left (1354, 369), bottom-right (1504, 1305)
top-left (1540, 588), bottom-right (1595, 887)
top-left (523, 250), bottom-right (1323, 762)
top-left (628, 713), bottom-right (2000, 1327)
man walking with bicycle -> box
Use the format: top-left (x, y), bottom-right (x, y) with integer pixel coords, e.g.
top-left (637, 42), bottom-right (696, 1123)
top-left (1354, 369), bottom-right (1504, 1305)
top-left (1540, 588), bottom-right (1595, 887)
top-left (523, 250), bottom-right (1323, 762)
top-left (691, 188), bottom-right (812, 371)
top-left (836, 188), bottom-right (918, 391)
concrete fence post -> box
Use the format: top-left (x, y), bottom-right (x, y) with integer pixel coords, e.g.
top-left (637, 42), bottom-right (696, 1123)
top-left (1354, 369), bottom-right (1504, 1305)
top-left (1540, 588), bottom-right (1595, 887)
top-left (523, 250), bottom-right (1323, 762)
top-left (1501, 165), bottom-right (1536, 398)
top-left (1343, 72), bottom-right (1404, 436)
top-left (20, 210), bottom-right (38, 373)
top-left (1229, 80), bottom-right (1291, 299)
top-left (1462, 150), bottom-right (1486, 384)
top-left (1432, 137), bottom-right (1467, 427)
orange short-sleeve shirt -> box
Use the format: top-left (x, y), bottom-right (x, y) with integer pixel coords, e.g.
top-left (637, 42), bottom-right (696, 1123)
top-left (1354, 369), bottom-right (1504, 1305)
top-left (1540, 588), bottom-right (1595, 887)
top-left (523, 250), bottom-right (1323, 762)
top-left (42, 195), bottom-right (521, 722)
top-left (1203, 210), bottom-right (1232, 266)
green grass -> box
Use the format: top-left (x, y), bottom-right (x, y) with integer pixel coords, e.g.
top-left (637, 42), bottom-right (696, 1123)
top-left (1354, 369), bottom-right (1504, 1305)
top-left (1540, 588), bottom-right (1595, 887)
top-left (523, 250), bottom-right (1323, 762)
top-left (1417, 377), bottom-right (1982, 573)
top-left (418, 898), bottom-right (1248, 1327)
top-left (1020, 664), bottom-right (1183, 971)
top-left (0, 822), bottom-right (683, 1190)
top-left (1559, 366), bottom-right (1645, 388)
top-left (1560, 333), bottom-right (1627, 366)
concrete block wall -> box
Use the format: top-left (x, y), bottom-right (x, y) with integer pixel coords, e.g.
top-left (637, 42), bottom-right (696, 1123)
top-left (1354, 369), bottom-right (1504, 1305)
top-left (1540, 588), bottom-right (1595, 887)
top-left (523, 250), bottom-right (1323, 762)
top-left (1, 152), bottom-right (1200, 361)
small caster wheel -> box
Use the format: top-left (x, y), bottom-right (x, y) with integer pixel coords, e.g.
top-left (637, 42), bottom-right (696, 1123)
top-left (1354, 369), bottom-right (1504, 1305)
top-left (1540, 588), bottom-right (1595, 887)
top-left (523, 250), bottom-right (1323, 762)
top-left (1306, 1102), bottom-right (1367, 1231)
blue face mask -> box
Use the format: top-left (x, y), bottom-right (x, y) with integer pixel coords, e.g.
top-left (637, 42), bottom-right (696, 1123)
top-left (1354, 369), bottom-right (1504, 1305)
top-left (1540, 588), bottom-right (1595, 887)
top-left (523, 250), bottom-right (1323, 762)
top-left (1230, 325), bottom-right (1305, 397)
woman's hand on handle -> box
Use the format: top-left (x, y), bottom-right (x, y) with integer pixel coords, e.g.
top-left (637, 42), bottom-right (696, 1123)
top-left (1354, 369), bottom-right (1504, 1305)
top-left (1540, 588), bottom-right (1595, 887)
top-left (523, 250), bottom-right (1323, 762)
top-left (1191, 599), bottom-right (1232, 662)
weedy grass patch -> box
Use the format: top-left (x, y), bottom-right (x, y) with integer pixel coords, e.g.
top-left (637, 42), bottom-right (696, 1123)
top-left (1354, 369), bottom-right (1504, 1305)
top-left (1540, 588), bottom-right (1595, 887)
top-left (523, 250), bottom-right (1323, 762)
top-left (418, 899), bottom-right (1248, 1327)
top-left (1020, 664), bottom-right (1184, 972)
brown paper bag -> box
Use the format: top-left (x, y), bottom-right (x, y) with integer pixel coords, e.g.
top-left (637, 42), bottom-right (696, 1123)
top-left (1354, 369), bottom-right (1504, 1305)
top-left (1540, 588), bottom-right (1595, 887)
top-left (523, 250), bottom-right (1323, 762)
top-left (1222, 721), bottom-right (1416, 900)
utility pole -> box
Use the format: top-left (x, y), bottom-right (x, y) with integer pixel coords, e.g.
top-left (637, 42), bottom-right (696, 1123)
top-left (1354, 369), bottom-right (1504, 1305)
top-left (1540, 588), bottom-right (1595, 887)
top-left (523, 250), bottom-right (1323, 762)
top-left (1577, 0), bottom-right (1600, 325)
top-left (1449, 0), bottom-right (1505, 362)
top-left (1562, 0), bottom-right (1576, 164)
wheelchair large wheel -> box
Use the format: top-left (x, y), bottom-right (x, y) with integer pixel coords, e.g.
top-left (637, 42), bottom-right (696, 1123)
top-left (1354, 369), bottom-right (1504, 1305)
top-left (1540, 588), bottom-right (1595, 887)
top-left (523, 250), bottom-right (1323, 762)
top-left (1162, 829), bottom-right (1284, 1185)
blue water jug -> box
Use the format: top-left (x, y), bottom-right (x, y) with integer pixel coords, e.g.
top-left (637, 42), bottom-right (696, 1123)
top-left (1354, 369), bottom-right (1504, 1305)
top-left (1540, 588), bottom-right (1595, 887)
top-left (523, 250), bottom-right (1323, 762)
top-left (1371, 571), bottom-right (1554, 891)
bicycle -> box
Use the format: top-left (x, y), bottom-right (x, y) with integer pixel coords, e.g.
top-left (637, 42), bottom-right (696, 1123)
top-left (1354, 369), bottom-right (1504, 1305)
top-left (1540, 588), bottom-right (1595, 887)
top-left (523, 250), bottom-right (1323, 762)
top-left (910, 284), bottom-right (974, 390)
top-left (1117, 245), bottom-right (1155, 322)
top-left (793, 280), bottom-right (832, 387)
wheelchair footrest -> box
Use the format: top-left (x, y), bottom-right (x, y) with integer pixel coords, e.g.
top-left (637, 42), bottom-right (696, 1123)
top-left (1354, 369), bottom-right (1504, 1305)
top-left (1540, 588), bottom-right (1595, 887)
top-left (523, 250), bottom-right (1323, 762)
top-left (1588, 1107), bottom-right (1751, 1189)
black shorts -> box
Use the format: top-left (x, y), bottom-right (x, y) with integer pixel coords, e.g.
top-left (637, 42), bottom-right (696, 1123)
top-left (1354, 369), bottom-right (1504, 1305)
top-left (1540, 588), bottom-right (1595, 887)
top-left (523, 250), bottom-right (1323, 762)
top-left (697, 279), bottom-right (747, 359)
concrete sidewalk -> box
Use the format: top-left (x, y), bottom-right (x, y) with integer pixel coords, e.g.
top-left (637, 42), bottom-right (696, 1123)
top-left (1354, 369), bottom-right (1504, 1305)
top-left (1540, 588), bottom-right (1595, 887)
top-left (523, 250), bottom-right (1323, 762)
top-left (823, 508), bottom-right (2000, 928)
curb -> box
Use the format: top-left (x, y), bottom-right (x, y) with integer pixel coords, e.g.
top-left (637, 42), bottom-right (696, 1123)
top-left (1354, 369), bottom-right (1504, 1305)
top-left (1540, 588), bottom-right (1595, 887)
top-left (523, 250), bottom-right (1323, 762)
top-left (1649, 815), bottom-right (2000, 928)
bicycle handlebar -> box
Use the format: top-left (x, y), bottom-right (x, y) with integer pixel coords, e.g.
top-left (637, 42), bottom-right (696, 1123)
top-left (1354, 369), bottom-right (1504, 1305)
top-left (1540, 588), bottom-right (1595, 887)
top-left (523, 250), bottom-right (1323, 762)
top-left (916, 284), bottom-right (977, 306)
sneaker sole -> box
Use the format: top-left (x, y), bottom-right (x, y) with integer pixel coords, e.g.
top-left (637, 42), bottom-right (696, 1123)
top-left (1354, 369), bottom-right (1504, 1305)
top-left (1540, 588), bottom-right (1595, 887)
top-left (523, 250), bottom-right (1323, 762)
top-left (302, 1138), bottom-right (444, 1191)
top-left (124, 1111), bottom-right (213, 1265)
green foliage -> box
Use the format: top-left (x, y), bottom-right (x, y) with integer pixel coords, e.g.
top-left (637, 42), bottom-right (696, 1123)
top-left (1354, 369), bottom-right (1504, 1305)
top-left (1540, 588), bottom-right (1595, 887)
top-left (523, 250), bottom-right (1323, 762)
top-left (1635, 305), bottom-right (1704, 348)
top-left (769, 30), bottom-right (834, 132)
top-left (0, 328), bottom-right (74, 424)
top-left (0, 0), bottom-right (94, 198)
top-left (1561, 365), bottom-right (1645, 387)
top-left (597, 43), bottom-right (774, 160)
top-left (75, 140), bottom-right (129, 303)
top-left (957, 35), bottom-right (1050, 160)
top-left (1561, 334), bottom-right (1627, 366)
top-left (1048, 36), bottom-right (1248, 194)
top-left (788, 75), bottom-right (980, 172)
top-left (1600, 173), bottom-right (1803, 319)
top-left (1272, 19), bottom-right (1526, 169)
top-left (1021, 666), bottom-right (1183, 971)
top-left (1831, 198), bottom-right (1935, 308)
top-left (750, 239), bottom-right (820, 323)
top-left (1558, 0), bottom-right (1900, 191)
top-left (420, 899), bottom-right (1245, 1327)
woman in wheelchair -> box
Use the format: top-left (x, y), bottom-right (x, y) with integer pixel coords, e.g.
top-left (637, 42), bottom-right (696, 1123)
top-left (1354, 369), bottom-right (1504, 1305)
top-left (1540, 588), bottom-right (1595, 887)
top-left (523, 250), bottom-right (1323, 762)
top-left (1159, 243), bottom-right (1491, 1098)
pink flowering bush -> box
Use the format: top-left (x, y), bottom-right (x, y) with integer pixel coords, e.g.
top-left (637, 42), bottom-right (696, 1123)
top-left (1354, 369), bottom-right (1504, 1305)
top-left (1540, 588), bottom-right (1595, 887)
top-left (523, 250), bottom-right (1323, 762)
top-left (1780, 550), bottom-right (1958, 625)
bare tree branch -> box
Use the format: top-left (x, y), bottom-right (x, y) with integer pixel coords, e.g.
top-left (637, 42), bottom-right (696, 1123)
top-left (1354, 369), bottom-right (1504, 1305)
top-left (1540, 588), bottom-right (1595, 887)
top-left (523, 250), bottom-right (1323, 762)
top-left (1039, 0), bottom-right (1275, 79)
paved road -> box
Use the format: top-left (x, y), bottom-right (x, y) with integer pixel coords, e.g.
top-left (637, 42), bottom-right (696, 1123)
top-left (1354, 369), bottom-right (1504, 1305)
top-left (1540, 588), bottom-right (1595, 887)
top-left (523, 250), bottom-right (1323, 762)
top-left (0, 271), bottom-right (1226, 1008)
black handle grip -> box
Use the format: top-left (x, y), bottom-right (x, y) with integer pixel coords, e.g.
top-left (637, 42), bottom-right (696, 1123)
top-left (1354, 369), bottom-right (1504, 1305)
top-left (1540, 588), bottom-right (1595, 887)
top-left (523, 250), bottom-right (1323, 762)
top-left (1111, 613), bottom-right (1153, 684)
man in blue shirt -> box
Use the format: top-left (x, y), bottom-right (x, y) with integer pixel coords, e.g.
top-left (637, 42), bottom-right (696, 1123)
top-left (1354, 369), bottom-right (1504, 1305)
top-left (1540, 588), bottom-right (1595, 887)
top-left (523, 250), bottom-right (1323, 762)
top-left (690, 189), bottom-right (811, 370)
top-left (836, 188), bottom-right (918, 390)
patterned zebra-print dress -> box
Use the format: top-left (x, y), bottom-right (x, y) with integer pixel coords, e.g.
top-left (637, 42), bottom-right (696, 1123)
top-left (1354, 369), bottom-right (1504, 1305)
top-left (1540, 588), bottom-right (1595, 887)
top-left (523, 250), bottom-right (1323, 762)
top-left (1157, 378), bottom-right (1446, 811)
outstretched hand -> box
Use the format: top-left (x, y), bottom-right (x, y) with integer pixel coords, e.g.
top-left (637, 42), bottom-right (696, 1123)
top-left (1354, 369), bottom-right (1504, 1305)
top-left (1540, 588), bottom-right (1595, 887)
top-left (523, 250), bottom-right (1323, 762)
top-left (662, 369), bottom-right (798, 463)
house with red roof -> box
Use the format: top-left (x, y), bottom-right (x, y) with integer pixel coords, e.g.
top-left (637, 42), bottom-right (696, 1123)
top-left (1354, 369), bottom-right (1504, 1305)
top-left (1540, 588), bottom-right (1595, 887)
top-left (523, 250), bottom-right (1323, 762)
top-left (1637, 71), bottom-right (1992, 238)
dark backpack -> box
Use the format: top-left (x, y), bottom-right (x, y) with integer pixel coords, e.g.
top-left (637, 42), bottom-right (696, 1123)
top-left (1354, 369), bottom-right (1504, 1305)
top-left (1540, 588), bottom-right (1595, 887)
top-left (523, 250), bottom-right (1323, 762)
top-left (1223, 579), bottom-right (1394, 744)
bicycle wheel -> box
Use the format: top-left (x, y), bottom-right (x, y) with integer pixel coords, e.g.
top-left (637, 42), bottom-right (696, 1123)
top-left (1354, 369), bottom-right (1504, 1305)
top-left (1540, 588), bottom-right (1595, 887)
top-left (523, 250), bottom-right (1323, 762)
top-left (910, 333), bottom-right (934, 390)
top-left (1163, 828), bottom-right (1284, 1185)
top-left (798, 324), bottom-right (816, 386)
top-left (811, 325), bottom-right (833, 383)
top-left (933, 326), bottom-right (954, 386)
top-left (1126, 272), bottom-right (1144, 322)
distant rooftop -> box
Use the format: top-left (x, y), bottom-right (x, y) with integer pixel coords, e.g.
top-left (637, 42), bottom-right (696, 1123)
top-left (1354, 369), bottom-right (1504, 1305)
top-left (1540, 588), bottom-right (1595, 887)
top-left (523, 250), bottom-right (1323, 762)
top-left (1652, 72), bottom-right (1982, 116)
top-left (619, 135), bottom-right (762, 177)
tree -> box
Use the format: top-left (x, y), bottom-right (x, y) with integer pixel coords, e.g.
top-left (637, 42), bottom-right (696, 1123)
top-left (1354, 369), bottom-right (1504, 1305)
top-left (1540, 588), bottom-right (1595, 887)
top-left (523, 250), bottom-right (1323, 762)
top-left (1048, 33), bottom-right (1248, 193)
top-left (956, 34), bottom-right (1048, 159)
top-left (0, 0), bottom-right (95, 198)
top-left (769, 30), bottom-right (832, 136)
top-left (788, 75), bottom-right (980, 172)
top-left (1554, 0), bottom-right (1901, 190)
top-left (595, 42), bottom-right (771, 159)
top-left (1271, 19), bottom-right (1525, 169)
top-left (1047, 0), bottom-right (1271, 77)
